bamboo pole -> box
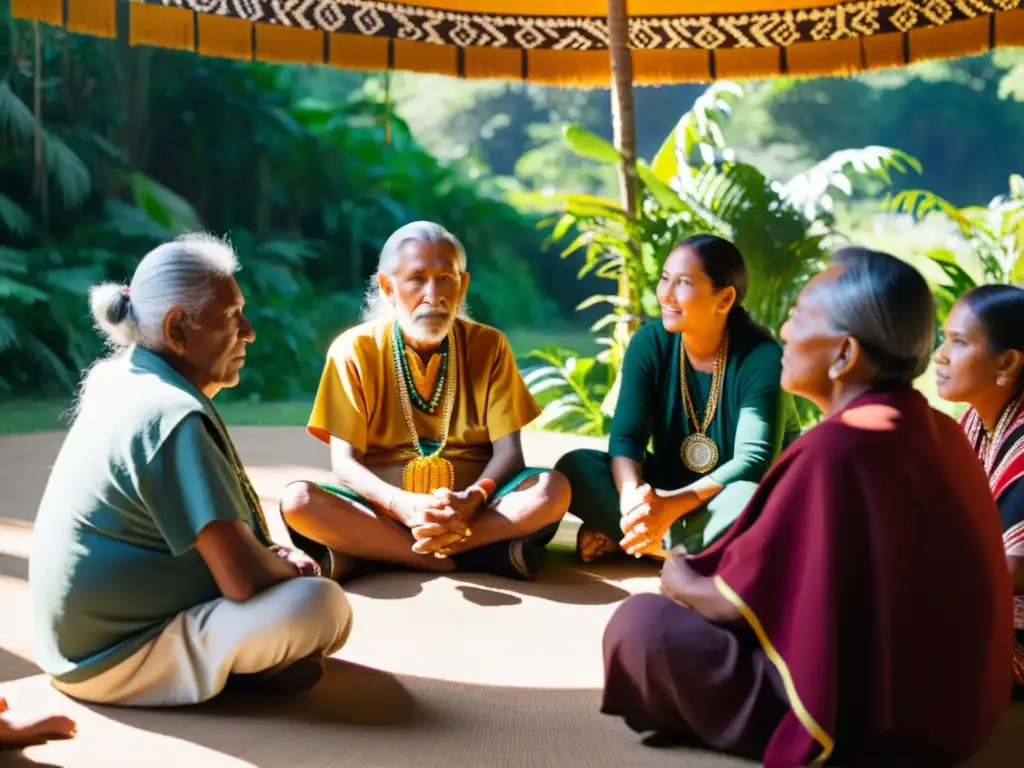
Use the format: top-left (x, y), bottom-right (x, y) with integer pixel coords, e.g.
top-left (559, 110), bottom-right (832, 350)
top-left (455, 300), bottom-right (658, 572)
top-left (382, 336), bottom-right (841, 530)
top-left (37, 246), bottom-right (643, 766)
top-left (607, 0), bottom-right (640, 332)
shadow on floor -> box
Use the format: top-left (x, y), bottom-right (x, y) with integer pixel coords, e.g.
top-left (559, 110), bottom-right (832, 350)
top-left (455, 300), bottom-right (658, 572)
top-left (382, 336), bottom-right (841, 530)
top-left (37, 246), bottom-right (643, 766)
top-left (76, 661), bottom-right (735, 768)
top-left (0, 752), bottom-right (62, 768)
top-left (0, 552), bottom-right (27, 582)
top-left (0, 650), bottom-right (39, 687)
top-left (343, 550), bottom-right (646, 606)
top-left (88, 659), bottom-right (425, 731)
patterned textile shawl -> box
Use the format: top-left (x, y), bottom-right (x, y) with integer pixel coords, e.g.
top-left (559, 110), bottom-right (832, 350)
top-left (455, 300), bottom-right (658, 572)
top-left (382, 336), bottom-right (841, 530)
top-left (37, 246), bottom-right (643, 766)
top-left (960, 391), bottom-right (1024, 689)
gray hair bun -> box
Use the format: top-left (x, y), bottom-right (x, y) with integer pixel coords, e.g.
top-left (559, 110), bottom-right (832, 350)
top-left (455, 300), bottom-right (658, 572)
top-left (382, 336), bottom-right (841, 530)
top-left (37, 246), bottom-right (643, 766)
top-left (89, 282), bottom-right (137, 348)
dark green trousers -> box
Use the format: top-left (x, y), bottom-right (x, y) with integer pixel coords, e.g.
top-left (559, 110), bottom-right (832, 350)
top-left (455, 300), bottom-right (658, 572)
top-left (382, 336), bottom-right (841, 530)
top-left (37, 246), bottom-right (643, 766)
top-left (554, 448), bottom-right (746, 555)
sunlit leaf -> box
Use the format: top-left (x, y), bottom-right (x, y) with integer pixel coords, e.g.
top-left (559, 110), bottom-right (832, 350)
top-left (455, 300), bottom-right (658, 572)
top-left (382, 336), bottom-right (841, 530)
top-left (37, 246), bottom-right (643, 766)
top-left (562, 124), bottom-right (620, 165)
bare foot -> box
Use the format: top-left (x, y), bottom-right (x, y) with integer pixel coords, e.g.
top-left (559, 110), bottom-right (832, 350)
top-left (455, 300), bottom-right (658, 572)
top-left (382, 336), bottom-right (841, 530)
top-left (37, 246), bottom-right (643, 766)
top-left (576, 527), bottom-right (619, 563)
top-left (0, 697), bottom-right (77, 749)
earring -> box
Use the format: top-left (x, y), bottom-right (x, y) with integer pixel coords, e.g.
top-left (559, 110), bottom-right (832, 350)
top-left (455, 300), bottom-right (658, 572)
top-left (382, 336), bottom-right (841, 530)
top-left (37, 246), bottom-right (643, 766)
top-left (997, 373), bottom-right (1008, 387)
top-left (828, 368), bottom-right (839, 381)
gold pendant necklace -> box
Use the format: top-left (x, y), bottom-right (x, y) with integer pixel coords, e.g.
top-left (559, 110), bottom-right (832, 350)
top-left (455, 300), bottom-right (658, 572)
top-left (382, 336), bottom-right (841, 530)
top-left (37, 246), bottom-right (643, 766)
top-left (393, 322), bottom-right (458, 494)
top-left (679, 332), bottom-right (728, 474)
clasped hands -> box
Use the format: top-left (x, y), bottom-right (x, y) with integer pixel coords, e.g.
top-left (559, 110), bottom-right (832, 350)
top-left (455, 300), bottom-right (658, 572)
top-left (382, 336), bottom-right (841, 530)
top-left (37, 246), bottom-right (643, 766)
top-left (270, 544), bottom-right (322, 577)
top-left (398, 481), bottom-right (496, 558)
top-left (618, 483), bottom-right (698, 558)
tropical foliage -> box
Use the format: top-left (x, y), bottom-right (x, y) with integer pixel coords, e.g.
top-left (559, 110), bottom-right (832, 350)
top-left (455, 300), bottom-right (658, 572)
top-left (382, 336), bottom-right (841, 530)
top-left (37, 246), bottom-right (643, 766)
top-left (888, 173), bottom-right (1024, 322)
top-left (525, 81), bottom-right (924, 433)
top-left (0, 15), bottom-right (555, 401)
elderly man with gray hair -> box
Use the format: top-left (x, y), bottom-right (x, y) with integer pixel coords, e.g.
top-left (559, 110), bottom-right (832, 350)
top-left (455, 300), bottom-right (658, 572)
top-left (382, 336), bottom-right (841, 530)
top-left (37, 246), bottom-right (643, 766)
top-left (281, 221), bottom-right (571, 581)
top-left (29, 234), bottom-right (353, 708)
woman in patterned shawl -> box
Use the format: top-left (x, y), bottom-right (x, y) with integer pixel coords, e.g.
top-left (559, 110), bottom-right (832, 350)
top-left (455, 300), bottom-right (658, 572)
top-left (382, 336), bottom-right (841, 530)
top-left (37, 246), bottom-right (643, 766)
top-left (935, 283), bottom-right (1024, 700)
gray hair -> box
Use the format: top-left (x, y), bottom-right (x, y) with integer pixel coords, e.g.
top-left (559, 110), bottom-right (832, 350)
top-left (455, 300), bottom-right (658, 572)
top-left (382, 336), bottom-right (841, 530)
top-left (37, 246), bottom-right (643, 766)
top-left (823, 246), bottom-right (936, 384)
top-left (361, 221), bottom-right (470, 322)
top-left (89, 232), bottom-right (239, 349)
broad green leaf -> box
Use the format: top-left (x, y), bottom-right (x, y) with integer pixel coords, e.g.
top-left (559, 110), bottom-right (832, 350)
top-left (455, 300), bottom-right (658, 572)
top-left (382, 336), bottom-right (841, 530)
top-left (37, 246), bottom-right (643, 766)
top-left (562, 125), bottom-right (620, 165)
top-left (637, 164), bottom-right (686, 212)
top-left (101, 200), bottom-right (174, 242)
top-left (1011, 252), bottom-right (1024, 285)
top-left (129, 173), bottom-right (202, 233)
top-left (650, 125), bottom-right (680, 183)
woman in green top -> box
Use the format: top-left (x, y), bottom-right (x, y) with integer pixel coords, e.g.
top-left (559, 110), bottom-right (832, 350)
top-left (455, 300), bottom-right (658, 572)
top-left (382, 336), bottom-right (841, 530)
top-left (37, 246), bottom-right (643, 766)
top-left (555, 235), bottom-right (801, 562)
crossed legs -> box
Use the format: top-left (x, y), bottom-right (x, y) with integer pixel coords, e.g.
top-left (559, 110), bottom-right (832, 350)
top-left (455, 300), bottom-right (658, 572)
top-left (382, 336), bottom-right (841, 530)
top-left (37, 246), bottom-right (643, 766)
top-left (52, 578), bottom-right (353, 707)
top-left (280, 471), bottom-right (571, 579)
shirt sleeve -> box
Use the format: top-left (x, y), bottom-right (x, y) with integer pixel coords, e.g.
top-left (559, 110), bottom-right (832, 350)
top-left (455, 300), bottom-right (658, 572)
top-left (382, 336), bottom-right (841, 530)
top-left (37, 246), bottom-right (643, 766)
top-left (137, 414), bottom-right (254, 557)
top-left (485, 334), bottom-right (543, 442)
top-left (306, 337), bottom-right (369, 451)
top-left (708, 341), bottom-right (790, 488)
top-left (608, 325), bottom-right (658, 463)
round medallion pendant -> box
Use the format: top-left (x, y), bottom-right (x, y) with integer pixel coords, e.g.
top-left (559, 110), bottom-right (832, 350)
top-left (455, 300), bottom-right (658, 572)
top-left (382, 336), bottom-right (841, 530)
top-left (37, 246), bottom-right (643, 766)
top-left (680, 433), bottom-right (719, 474)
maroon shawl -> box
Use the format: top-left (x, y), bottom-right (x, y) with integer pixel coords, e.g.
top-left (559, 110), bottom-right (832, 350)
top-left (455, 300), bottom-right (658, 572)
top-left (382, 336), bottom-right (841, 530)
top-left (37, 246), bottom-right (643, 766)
top-left (687, 385), bottom-right (1013, 765)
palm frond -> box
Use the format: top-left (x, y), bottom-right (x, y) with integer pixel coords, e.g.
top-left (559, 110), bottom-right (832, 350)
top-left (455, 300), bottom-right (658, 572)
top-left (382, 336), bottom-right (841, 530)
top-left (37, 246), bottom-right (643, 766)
top-left (651, 81), bottom-right (744, 184)
top-left (0, 81), bottom-right (38, 146)
top-left (0, 193), bottom-right (35, 237)
top-left (0, 313), bottom-right (18, 352)
top-left (0, 82), bottom-right (91, 208)
top-left (886, 189), bottom-right (974, 235)
top-left (43, 132), bottom-right (92, 209)
top-left (780, 146), bottom-right (922, 220)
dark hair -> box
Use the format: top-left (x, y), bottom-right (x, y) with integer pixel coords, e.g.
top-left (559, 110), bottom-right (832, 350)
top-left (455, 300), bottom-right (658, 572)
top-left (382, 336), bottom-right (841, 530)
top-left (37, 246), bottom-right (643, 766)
top-left (675, 234), bottom-right (769, 340)
top-left (824, 246), bottom-right (937, 384)
top-left (958, 284), bottom-right (1024, 355)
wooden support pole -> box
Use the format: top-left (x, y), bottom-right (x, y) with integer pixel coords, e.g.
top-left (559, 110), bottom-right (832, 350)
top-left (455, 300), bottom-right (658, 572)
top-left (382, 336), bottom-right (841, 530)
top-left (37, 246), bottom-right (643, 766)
top-left (607, 0), bottom-right (640, 331)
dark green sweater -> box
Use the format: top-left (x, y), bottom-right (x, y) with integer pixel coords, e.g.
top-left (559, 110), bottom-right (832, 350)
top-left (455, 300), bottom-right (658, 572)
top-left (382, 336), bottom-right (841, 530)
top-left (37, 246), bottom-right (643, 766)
top-left (609, 318), bottom-right (801, 551)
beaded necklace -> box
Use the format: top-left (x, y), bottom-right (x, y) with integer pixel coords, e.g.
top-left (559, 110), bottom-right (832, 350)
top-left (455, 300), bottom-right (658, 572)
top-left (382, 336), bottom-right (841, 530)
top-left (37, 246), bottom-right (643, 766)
top-left (392, 320), bottom-right (449, 413)
top-left (391, 321), bottom-right (458, 494)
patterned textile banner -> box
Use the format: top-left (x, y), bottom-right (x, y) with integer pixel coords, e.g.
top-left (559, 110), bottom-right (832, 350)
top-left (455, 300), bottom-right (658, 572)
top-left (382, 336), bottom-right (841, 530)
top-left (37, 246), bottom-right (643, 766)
top-left (11, 0), bottom-right (1024, 86)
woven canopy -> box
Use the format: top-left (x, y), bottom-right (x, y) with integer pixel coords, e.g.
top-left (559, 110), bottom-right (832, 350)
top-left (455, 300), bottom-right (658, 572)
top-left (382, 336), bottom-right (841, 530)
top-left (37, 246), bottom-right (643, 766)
top-left (13, 1), bottom-right (1024, 86)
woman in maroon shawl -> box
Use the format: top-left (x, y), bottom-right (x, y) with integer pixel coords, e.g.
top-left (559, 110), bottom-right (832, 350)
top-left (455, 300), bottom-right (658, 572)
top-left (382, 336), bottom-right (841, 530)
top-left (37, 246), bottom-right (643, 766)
top-left (601, 248), bottom-right (1013, 766)
top-left (934, 284), bottom-right (1024, 700)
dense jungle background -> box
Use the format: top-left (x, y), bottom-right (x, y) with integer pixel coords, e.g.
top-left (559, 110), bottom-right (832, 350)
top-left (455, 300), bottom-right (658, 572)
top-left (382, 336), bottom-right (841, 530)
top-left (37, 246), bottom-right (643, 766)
top-left (0, 3), bottom-right (1021, 434)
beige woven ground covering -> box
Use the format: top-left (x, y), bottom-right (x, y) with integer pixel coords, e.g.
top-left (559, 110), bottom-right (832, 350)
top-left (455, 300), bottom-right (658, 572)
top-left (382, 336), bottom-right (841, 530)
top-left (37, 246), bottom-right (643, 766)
top-left (1, 427), bottom-right (1021, 767)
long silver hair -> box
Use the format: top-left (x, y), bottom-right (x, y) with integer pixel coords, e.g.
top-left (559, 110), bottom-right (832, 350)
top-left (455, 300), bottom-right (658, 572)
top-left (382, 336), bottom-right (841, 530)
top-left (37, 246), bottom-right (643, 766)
top-left (361, 221), bottom-right (471, 322)
top-left (89, 232), bottom-right (239, 349)
top-left (71, 233), bottom-right (239, 418)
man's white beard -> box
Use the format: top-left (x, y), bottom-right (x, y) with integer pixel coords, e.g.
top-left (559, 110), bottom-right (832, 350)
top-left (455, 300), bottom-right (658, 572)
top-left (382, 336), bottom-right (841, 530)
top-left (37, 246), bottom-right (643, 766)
top-left (394, 302), bottom-right (456, 347)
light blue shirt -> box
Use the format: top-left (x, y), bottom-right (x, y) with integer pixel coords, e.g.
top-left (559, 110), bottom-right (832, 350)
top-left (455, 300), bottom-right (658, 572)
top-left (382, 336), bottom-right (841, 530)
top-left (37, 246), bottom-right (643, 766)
top-left (29, 347), bottom-right (263, 684)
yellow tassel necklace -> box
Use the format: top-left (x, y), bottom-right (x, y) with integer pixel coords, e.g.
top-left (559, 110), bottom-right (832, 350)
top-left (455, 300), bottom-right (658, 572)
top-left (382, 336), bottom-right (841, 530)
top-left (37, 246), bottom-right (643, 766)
top-left (392, 321), bottom-right (458, 494)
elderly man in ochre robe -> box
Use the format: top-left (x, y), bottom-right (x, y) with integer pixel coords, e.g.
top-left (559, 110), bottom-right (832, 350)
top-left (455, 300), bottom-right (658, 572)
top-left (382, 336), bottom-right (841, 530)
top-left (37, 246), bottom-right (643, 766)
top-left (281, 221), bottom-right (570, 581)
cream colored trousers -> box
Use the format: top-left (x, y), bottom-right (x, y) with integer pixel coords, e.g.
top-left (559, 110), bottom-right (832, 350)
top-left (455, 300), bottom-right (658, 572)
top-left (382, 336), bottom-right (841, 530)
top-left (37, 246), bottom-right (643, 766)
top-left (52, 577), bottom-right (353, 707)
